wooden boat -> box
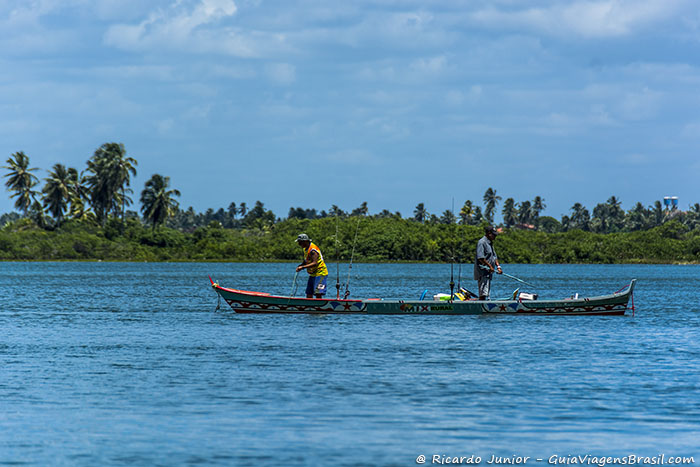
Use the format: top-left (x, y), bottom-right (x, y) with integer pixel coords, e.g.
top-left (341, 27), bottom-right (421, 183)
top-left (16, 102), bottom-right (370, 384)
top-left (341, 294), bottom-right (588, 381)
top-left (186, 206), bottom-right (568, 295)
top-left (210, 277), bottom-right (636, 316)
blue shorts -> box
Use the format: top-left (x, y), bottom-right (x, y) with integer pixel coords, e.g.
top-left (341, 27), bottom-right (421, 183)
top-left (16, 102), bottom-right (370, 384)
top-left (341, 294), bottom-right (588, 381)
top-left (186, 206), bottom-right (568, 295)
top-left (305, 275), bottom-right (328, 296)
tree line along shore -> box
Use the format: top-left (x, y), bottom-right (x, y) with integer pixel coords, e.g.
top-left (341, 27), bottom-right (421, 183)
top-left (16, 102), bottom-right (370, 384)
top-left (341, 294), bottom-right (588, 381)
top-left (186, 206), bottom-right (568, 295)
top-left (2, 143), bottom-right (700, 263)
top-left (1, 216), bottom-right (698, 263)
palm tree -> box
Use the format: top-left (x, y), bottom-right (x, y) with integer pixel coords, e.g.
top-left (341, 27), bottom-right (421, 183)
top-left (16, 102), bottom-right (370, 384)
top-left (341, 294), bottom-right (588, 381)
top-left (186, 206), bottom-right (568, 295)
top-left (67, 168), bottom-right (87, 204)
top-left (85, 153), bottom-right (110, 224)
top-left (28, 199), bottom-right (48, 228)
top-left (483, 187), bottom-right (501, 224)
top-left (85, 143), bottom-right (137, 226)
top-left (114, 187), bottom-right (134, 222)
top-left (517, 200), bottom-right (532, 225)
top-left (532, 196), bottom-right (546, 228)
top-left (502, 198), bottom-right (516, 228)
top-left (3, 151), bottom-right (39, 215)
top-left (606, 196), bottom-right (625, 232)
top-left (112, 144), bottom-right (137, 223)
top-left (243, 200), bottom-right (275, 230)
top-left (66, 168), bottom-right (93, 221)
top-left (472, 206), bottom-right (484, 224)
top-left (140, 174), bottom-right (181, 230)
top-left (245, 200), bottom-right (266, 220)
top-left (183, 206), bottom-right (197, 230)
top-left (42, 163), bottom-right (72, 225)
top-left (651, 200), bottom-right (665, 227)
top-left (440, 209), bottom-right (456, 224)
top-left (204, 208), bottom-right (215, 224)
top-left (414, 203), bottom-right (427, 223)
top-left (459, 200), bottom-right (474, 225)
top-left (625, 202), bottom-right (649, 231)
top-left (226, 202), bottom-right (237, 227)
top-left (592, 203), bottom-right (610, 233)
top-left (570, 203), bottom-right (590, 230)
top-left (686, 203), bottom-right (700, 230)
top-left (238, 202), bottom-right (247, 218)
top-left (67, 197), bottom-right (95, 222)
top-left (560, 214), bottom-right (571, 232)
top-left (360, 201), bottom-right (369, 215)
top-left (329, 205), bottom-right (346, 217)
top-left (351, 201), bottom-right (369, 216)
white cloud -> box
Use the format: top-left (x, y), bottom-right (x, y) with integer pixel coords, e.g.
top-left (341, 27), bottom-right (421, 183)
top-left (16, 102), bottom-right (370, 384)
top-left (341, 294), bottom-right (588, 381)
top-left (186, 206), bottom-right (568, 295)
top-left (410, 55), bottom-right (447, 75)
top-left (183, 104), bottom-right (212, 120)
top-left (356, 64), bottom-right (397, 82)
top-left (210, 64), bottom-right (256, 79)
top-left (103, 0), bottom-right (263, 57)
top-left (92, 0), bottom-right (154, 21)
top-left (93, 65), bottom-right (176, 81)
top-left (445, 85), bottom-right (482, 106)
top-left (618, 62), bottom-right (700, 85)
top-left (470, 0), bottom-right (692, 38)
top-left (589, 105), bottom-right (617, 126)
top-left (265, 63), bottom-right (296, 85)
top-left (618, 87), bottom-right (662, 120)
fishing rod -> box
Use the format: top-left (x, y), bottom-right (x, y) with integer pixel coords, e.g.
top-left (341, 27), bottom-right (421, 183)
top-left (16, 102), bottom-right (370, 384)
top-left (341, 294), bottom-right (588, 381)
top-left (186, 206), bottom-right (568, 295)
top-left (449, 198), bottom-right (455, 301)
top-left (335, 215), bottom-right (341, 299)
top-left (478, 265), bottom-right (537, 289)
top-left (449, 257), bottom-right (455, 301)
top-left (343, 216), bottom-right (361, 299)
top-left (501, 272), bottom-right (537, 289)
top-left (457, 262), bottom-right (462, 292)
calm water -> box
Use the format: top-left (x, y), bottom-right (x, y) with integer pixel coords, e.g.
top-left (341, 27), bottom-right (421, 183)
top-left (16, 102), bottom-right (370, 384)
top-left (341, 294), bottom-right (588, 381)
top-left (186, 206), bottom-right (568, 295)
top-left (1, 262), bottom-right (699, 466)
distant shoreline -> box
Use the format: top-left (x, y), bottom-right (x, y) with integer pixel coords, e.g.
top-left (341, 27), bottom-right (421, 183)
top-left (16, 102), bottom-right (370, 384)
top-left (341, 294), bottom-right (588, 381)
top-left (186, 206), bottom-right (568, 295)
top-left (1, 217), bottom-right (698, 264)
top-left (1, 259), bottom-right (699, 265)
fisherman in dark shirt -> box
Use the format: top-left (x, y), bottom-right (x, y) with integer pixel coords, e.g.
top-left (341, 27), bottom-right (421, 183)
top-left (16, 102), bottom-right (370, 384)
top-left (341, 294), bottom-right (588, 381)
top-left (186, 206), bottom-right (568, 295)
top-left (474, 225), bottom-right (502, 300)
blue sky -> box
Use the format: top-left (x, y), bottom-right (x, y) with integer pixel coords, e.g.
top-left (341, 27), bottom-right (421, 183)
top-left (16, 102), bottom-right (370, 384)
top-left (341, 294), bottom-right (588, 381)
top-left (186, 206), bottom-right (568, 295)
top-left (2, 0), bottom-right (699, 221)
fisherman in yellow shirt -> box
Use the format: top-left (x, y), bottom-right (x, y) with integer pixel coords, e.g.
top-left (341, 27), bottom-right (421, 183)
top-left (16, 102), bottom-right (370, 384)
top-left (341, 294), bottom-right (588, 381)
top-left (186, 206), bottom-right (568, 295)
top-left (295, 233), bottom-right (329, 298)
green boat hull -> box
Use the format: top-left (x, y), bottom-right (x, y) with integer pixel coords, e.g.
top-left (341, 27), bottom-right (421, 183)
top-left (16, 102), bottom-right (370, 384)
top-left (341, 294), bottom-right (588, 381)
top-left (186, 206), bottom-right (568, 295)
top-left (210, 277), bottom-right (636, 316)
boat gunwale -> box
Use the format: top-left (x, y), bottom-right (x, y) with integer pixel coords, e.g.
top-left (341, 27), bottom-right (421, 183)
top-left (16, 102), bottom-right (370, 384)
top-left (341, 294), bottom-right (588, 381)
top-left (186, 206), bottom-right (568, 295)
top-left (210, 274), bottom-right (370, 303)
top-left (212, 283), bottom-right (368, 303)
top-left (363, 279), bottom-right (635, 306)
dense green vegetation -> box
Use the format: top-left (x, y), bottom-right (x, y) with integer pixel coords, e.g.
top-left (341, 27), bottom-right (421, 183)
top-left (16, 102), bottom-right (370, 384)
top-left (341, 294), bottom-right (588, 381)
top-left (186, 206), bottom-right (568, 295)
top-left (1, 216), bottom-right (699, 264)
top-left (3, 143), bottom-right (700, 263)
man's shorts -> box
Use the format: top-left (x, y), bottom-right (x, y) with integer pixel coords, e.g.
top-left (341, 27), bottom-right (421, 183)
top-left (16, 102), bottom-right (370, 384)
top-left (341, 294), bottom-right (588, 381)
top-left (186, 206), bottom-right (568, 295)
top-left (478, 276), bottom-right (491, 300)
top-left (306, 275), bottom-right (328, 296)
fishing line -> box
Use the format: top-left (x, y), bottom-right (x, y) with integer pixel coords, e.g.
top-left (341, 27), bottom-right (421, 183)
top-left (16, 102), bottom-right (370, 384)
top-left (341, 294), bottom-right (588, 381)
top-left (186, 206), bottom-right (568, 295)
top-left (449, 197), bottom-right (455, 301)
top-left (343, 216), bottom-right (361, 299)
top-left (289, 270), bottom-right (299, 298)
top-left (335, 215), bottom-right (340, 299)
